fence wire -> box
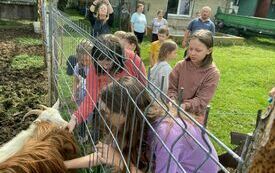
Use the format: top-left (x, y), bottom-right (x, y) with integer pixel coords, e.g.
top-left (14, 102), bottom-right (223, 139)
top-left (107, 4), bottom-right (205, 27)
top-left (44, 5), bottom-right (244, 173)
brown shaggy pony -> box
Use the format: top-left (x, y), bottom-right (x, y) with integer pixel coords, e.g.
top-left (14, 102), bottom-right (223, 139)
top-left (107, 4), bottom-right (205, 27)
top-left (0, 100), bottom-right (79, 173)
top-left (0, 121), bottom-right (78, 173)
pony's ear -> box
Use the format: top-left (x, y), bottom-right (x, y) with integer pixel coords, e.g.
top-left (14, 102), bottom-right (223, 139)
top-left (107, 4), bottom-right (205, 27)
top-left (52, 99), bottom-right (60, 110)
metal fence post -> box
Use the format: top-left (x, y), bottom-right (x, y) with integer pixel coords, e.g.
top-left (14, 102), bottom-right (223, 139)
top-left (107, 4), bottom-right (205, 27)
top-left (43, 0), bottom-right (54, 106)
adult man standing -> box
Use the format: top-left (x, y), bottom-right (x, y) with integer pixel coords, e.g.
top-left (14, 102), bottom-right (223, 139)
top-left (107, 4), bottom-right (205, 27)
top-left (182, 6), bottom-right (215, 49)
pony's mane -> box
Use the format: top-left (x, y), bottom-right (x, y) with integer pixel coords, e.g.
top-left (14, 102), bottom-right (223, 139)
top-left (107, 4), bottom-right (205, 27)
top-left (0, 122), bottom-right (78, 173)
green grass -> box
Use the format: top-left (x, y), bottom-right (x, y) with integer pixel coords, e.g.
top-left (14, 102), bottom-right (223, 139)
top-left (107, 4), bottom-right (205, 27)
top-left (0, 19), bottom-right (33, 29)
top-left (64, 8), bottom-right (86, 21)
top-left (15, 37), bottom-right (42, 46)
top-left (209, 40), bottom-right (275, 152)
top-left (64, 8), bottom-right (91, 27)
top-left (11, 54), bottom-right (44, 70)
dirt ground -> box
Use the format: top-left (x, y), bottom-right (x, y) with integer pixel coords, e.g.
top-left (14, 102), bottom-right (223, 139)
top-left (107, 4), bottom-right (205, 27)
top-left (0, 27), bottom-right (47, 145)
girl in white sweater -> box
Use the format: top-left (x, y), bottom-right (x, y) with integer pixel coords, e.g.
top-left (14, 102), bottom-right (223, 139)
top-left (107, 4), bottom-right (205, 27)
top-left (149, 40), bottom-right (177, 99)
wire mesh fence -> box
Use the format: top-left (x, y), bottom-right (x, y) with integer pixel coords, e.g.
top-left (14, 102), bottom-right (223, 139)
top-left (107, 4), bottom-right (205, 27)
top-left (43, 4), bottom-right (244, 173)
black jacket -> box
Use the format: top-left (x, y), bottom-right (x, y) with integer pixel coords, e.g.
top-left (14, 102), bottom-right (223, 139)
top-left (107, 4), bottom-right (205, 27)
top-left (87, 11), bottom-right (114, 37)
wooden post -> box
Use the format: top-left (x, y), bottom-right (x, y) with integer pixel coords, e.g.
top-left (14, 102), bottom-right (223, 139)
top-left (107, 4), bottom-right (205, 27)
top-left (237, 102), bottom-right (275, 172)
top-left (37, 0), bottom-right (47, 68)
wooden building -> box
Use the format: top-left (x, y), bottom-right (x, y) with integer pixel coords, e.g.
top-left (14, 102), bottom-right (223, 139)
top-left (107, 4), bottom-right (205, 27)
top-left (0, 0), bottom-right (37, 20)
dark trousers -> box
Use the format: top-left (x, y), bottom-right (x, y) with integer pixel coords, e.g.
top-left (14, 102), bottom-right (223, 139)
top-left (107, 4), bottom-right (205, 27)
top-left (134, 31), bottom-right (145, 43)
top-left (151, 33), bottom-right (158, 42)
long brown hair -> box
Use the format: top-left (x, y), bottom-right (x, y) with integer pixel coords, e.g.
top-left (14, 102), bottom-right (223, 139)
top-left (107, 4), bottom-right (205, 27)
top-left (100, 76), bottom-right (194, 172)
top-left (91, 34), bottom-right (125, 75)
top-left (100, 76), bottom-right (163, 172)
top-left (124, 32), bottom-right (141, 56)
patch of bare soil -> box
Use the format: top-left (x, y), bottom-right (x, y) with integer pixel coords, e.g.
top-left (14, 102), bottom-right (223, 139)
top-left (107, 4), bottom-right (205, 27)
top-left (0, 27), bottom-right (47, 145)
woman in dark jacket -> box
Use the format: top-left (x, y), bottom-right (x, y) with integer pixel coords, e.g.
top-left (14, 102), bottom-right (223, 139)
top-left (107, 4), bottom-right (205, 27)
top-left (88, 0), bottom-right (114, 37)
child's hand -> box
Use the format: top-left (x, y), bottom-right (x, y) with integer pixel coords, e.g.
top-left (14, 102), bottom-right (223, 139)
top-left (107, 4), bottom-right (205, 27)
top-left (181, 103), bottom-right (186, 110)
top-left (168, 99), bottom-right (176, 107)
top-left (96, 142), bottom-right (124, 170)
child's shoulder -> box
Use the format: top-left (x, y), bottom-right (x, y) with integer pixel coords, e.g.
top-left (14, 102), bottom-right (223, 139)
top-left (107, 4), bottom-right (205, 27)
top-left (158, 61), bottom-right (171, 69)
top-left (174, 59), bottom-right (186, 67)
top-left (131, 12), bottom-right (137, 18)
top-left (155, 117), bottom-right (193, 139)
top-left (152, 40), bottom-right (161, 46)
top-left (163, 62), bottom-right (172, 70)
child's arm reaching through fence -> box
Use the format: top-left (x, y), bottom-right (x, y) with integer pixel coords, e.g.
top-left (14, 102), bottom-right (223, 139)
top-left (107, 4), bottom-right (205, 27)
top-left (64, 141), bottom-right (143, 172)
top-left (64, 142), bottom-right (117, 170)
top-left (67, 66), bottom-right (98, 132)
top-left (95, 142), bottom-right (144, 173)
top-left (64, 153), bottom-right (99, 169)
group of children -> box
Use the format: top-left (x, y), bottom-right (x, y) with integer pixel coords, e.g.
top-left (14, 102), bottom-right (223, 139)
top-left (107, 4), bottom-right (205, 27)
top-left (69, 27), bottom-right (180, 109)
top-left (65, 27), bottom-right (220, 172)
top-left (65, 1), bottom-right (220, 170)
top-left (56, 0), bottom-right (275, 171)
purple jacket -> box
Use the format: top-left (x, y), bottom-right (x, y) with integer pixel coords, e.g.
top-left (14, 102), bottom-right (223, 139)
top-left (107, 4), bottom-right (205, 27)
top-left (147, 117), bottom-right (219, 173)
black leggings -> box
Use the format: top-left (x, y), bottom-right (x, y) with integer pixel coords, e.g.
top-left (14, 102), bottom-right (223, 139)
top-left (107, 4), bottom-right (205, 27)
top-left (134, 31), bottom-right (145, 43)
